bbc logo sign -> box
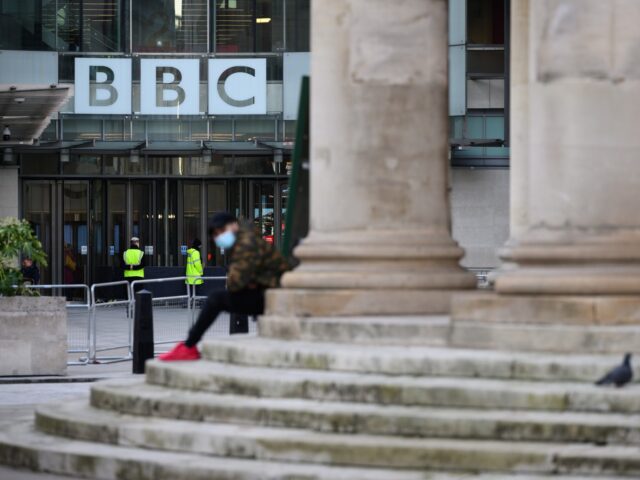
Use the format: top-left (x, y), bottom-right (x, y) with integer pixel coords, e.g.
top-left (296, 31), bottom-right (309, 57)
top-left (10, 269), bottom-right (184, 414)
top-left (74, 58), bottom-right (267, 115)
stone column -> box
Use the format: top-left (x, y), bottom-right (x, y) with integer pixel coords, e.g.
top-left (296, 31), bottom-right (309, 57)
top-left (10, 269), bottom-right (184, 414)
top-left (454, 0), bottom-right (640, 332)
top-left (267, 0), bottom-right (475, 317)
top-left (506, 0), bottom-right (530, 240)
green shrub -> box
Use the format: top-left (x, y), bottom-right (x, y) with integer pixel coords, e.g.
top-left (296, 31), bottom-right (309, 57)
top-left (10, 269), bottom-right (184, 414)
top-left (0, 218), bottom-right (48, 296)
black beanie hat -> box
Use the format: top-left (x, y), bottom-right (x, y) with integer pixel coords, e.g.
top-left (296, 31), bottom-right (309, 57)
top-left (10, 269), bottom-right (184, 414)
top-left (191, 238), bottom-right (202, 249)
top-left (209, 212), bottom-right (238, 234)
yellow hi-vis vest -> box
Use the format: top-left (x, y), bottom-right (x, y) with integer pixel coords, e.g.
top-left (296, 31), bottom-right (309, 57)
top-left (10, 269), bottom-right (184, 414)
top-left (123, 248), bottom-right (145, 278)
top-left (185, 248), bottom-right (203, 285)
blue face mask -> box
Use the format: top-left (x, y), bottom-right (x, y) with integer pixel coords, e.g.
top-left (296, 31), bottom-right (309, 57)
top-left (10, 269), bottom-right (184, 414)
top-left (215, 230), bottom-right (236, 249)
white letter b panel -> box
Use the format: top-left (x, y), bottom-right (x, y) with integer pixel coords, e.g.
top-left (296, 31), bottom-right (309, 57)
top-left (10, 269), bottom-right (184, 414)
top-left (74, 58), bottom-right (131, 114)
top-left (140, 59), bottom-right (200, 115)
top-left (208, 58), bottom-right (266, 115)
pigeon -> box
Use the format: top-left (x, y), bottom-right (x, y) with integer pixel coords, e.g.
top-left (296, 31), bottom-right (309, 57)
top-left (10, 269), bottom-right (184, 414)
top-left (595, 353), bottom-right (633, 387)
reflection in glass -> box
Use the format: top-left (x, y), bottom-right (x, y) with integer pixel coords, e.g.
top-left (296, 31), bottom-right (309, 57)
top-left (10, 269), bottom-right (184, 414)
top-left (252, 181), bottom-right (274, 244)
top-left (234, 118), bottom-right (276, 141)
top-left (132, 182), bottom-right (153, 265)
top-left (107, 183), bottom-right (126, 269)
top-left (467, 0), bottom-right (504, 45)
top-left (207, 182), bottom-right (226, 265)
top-left (0, 1), bottom-right (56, 50)
top-left (183, 183), bottom-right (201, 266)
top-left (56, 1), bottom-right (122, 52)
top-left (63, 119), bottom-right (101, 141)
top-left (215, 0), bottom-right (283, 53)
top-left (133, 0), bottom-right (207, 52)
top-left (23, 182), bottom-right (52, 284)
top-left (285, 0), bottom-right (309, 52)
top-left (63, 182), bottom-right (88, 298)
top-left (63, 155), bottom-right (101, 175)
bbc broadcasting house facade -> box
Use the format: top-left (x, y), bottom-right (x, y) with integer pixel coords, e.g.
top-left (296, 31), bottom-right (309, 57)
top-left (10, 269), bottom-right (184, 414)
top-left (0, 0), bottom-right (508, 287)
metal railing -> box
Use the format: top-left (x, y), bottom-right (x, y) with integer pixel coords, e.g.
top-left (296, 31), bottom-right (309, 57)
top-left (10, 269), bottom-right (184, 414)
top-left (25, 284), bottom-right (91, 366)
top-left (19, 275), bottom-right (256, 366)
top-left (90, 280), bottom-right (132, 364)
top-left (130, 277), bottom-right (193, 349)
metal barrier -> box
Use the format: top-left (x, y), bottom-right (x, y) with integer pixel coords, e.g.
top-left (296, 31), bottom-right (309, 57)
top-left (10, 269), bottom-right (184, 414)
top-left (90, 280), bottom-right (132, 364)
top-left (130, 277), bottom-right (193, 348)
top-left (25, 284), bottom-right (91, 366)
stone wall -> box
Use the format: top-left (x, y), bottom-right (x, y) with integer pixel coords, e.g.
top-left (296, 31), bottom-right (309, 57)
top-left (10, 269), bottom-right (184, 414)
top-left (451, 167), bottom-right (509, 268)
top-left (0, 296), bottom-right (67, 376)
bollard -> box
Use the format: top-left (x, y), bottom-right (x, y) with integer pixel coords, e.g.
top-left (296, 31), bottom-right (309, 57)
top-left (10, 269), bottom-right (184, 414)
top-left (229, 313), bottom-right (249, 334)
top-left (133, 289), bottom-right (154, 374)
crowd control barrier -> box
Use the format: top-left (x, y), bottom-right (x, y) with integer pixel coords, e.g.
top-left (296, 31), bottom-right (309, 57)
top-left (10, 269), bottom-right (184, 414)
top-left (25, 284), bottom-right (91, 365)
top-left (89, 280), bottom-right (133, 364)
top-left (130, 277), bottom-right (192, 348)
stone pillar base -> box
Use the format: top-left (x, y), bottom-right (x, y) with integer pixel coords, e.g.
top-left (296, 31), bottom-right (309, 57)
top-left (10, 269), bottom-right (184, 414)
top-left (450, 292), bottom-right (640, 353)
top-left (266, 288), bottom-right (465, 317)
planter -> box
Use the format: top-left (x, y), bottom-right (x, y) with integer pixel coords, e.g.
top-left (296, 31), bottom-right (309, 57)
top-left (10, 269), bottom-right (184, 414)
top-left (0, 296), bottom-right (66, 376)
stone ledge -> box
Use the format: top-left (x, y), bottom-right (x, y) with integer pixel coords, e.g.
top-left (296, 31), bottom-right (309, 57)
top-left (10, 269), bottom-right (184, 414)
top-left (0, 296), bottom-right (67, 376)
top-left (452, 291), bottom-right (640, 325)
top-left (266, 289), bottom-right (462, 316)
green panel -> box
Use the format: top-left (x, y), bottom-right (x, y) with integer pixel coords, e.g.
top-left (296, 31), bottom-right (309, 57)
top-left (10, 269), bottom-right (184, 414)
top-left (486, 116), bottom-right (505, 140)
top-left (449, 0), bottom-right (467, 45)
top-left (466, 116), bottom-right (484, 138)
top-left (449, 45), bottom-right (466, 116)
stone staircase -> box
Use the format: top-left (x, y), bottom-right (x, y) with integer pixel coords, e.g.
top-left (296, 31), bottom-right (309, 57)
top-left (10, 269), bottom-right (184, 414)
top-left (1, 316), bottom-right (640, 479)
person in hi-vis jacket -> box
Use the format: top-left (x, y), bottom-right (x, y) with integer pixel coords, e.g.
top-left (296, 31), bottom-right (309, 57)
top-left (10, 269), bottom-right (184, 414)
top-left (123, 236), bottom-right (145, 293)
top-left (185, 238), bottom-right (204, 293)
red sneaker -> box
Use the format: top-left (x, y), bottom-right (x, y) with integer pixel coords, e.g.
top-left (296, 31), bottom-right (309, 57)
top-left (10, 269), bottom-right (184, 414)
top-left (158, 342), bottom-right (201, 361)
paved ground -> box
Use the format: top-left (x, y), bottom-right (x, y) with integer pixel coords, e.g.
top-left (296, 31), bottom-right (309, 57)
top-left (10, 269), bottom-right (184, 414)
top-left (0, 299), bottom-right (257, 479)
top-left (68, 302), bottom-right (257, 361)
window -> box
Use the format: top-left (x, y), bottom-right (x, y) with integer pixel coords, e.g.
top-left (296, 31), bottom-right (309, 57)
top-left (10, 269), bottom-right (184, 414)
top-left (215, 0), bottom-right (283, 53)
top-left (133, 0), bottom-right (208, 52)
top-left (0, 1), bottom-right (56, 50)
top-left (63, 155), bottom-right (101, 175)
top-left (467, 0), bottom-right (505, 78)
top-left (285, 0), bottom-right (309, 52)
top-left (0, 1), bottom-right (122, 52)
top-left (56, 1), bottom-right (122, 52)
top-left (63, 119), bottom-right (101, 141)
top-left (234, 118), bottom-right (276, 141)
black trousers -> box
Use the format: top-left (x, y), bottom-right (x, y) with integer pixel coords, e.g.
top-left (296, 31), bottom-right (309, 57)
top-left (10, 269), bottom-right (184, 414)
top-left (185, 288), bottom-right (264, 347)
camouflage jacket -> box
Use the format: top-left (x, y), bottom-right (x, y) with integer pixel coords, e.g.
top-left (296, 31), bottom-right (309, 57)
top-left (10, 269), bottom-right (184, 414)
top-left (227, 223), bottom-right (291, 292)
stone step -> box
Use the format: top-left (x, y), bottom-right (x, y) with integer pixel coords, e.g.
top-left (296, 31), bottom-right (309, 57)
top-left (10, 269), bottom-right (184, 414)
top-left (258, 315), bottom-right (451, 345)
top-left (33, 401), bottom-right (640, 475)
top-left (145, 360), bottom-right (640, 413)
top-left (200, 336), bottom-right (637, 382)
top-left (0, 424), bottom-right (631, 480)
top-left (450, 320), bottom-right (640, 354)
top-left (0, 420), bottom-right (455, 480)
top-left (92, 379), bottom-right (640, 444)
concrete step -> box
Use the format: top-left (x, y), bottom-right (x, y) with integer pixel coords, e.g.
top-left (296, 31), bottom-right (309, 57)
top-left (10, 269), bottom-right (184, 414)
top-left (1, 423), bottom-right (631, 480)
top-left (0, 420), bottom-right (451, 480)
top-left (450, 320), bottom-right (640, 354)
top-left (258, 315), bottom-right (451, 345)
top-left (145, 360), bottom-right (640, 413)
top-left (200, 336), bottom-right (637, 382)
top-left (33, 400), bottom-right (640, 475)
top-left (92, 379), bottom-right (640, 444)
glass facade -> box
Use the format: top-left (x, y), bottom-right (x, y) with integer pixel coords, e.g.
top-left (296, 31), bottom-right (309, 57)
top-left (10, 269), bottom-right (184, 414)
top-left (7, 0), bottom-right (306, 285)
top-left (1, 0), bottom-right (308, 53)
top-left (450, 0), bottom-right (509, 167)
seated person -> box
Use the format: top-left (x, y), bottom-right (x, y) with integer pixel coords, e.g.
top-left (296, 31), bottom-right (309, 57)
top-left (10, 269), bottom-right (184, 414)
top-left (160, 212), bottom-right (291, 361)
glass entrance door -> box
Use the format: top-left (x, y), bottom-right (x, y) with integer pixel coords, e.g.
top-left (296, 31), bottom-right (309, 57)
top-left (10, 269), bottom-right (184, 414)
top-left (132, 181), bottom-right (154, 264)
top-left (22, 181), bottom-right (54, 285)
top-left (62, 181), bottom-right (89, 297)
